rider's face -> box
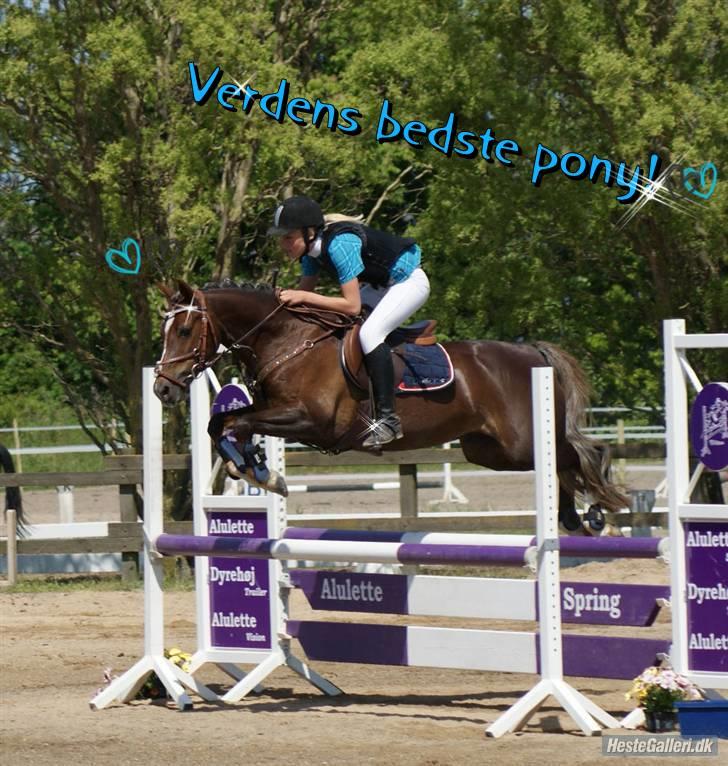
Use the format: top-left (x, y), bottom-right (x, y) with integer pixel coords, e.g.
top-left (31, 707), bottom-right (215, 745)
top-left (279, 229), bottom-right (307, 261)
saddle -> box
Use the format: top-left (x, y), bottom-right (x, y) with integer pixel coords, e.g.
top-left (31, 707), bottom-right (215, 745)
top-left (341, 322), bottom-right (454, 395)
top-left (280, 300), bottom-right (454, 396)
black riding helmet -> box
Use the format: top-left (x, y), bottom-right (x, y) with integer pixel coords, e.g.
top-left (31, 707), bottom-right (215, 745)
top-left (267, 196), bottom-right (324, 238)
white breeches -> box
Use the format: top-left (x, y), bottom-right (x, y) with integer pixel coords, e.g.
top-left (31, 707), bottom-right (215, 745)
top-left (359, 268), bottom-right (431, 354)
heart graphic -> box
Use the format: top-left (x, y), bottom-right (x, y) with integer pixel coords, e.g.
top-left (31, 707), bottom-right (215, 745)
top-left (105, 237), bottom-right (141, 275)
top-left (682, 162), bottom-right (718, 200)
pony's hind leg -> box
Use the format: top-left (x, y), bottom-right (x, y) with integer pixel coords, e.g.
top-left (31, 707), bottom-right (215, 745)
top-left (558, 468), bottom-right (610, 536)
top-left (558, 483), bottom-right (582, 532)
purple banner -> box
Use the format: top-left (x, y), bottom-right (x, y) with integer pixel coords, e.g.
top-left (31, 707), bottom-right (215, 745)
top-left (291, 571), bottom-right (669, 627)
top-left (684, 522), bottom-right (728, 673)
top-left (291, 570), bottom-right (408, 614)
top-left (558, 635), bottom-right (670, 680)
top-left (689, 382), bottom-right (728, 470)
top-left (291, 569), bottom-right (670, 627)
top-left (288, 621), bottom-right (408, 665)
top-left (208, 510), bottom-right (272, 650)
top-left (288, 621), bottom-right (670, 679)
top-left (557, 582), bottom-right (669, 627)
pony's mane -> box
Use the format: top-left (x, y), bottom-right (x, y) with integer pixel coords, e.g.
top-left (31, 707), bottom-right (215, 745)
top-left (169, 280), bottom-right (275, 304)
top-left (202, 280), bottom-right (274, 293)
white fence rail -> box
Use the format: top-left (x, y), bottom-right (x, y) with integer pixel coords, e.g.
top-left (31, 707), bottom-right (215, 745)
top-left (4, 426), bottom-right (668, 458)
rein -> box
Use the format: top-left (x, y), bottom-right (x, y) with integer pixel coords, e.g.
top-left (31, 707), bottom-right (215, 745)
top-left (250, 301), bottom-right (361, 386)
top-left (283, 303), bottom-right (360, 331)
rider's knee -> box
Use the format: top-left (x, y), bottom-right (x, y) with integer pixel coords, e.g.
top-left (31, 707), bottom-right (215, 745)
top-left (359, 323), bottom-right (384, 354)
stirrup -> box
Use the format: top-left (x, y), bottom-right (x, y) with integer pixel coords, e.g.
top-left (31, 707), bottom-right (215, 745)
top-left (362, 415), bottom-right (403, 448)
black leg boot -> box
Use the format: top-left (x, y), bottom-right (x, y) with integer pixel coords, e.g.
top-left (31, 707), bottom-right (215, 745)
top-left (362, 343), bottom-right (403, 448)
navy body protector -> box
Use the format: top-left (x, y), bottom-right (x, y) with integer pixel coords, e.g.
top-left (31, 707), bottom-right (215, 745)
top-left (318, 222), bottom-right (416, 288)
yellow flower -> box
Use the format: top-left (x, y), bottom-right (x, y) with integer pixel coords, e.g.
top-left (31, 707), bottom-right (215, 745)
top-left (165, 647), bottom-right (192, 673)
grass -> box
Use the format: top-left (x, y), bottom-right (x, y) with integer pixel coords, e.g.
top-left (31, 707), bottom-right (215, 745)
top-left (15, 452), bottom-right (105, 475)
top-left (418, 564), bottom-right (531, 579)
top-left (2, 573), bottom-right (142, 593)
top-left (2, 561), bottom-right (196, 594)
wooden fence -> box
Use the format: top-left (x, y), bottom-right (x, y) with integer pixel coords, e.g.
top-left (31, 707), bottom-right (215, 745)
top-left (1, 443), bottom-right (673, 581)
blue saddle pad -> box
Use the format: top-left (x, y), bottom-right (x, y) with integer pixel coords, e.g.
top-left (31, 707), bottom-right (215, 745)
top-left (396, 343), bottom-right (454, 393)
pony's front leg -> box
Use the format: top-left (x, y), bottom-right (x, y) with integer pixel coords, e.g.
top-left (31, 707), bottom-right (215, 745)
top-left (210, 405), bottom-right (312, 442)
top-left (208, 406), bottom-right (312, 498)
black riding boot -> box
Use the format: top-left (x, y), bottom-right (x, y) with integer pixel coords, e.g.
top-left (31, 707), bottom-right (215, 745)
top-left (362, 343), bottom-right (403, 448)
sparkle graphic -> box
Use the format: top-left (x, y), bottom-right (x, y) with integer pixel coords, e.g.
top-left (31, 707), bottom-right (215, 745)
top-left (356, 412), bottom-right (392, 446)
top-left (229, 72), bottom-right (257, 99)
top-left (616, 157), bottom-right (704, 230)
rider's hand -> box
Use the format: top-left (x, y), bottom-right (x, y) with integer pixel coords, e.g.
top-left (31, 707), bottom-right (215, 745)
top-left (279, 289), bottom-right (307, 306)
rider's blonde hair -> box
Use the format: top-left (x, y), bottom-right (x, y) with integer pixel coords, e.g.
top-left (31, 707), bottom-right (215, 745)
top-left (324, 213), bottom-right (365, 227)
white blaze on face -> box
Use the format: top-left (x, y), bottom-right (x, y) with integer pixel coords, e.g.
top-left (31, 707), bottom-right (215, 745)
top-left (158, 306), bottom-right (199, 364)
top-left (158, 313), bottom-right (175, 364)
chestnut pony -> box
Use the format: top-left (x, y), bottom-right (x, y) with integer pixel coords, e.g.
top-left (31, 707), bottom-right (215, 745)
top-left (154, 280), bottom-right (627, 532)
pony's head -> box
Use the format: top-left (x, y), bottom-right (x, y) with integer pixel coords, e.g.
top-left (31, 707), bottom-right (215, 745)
top-left (153, 280), bottom-right (220, 405)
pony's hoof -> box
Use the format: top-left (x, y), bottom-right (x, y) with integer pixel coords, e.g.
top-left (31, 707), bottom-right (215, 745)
top-left (224, 459), bottom-right (244, 480)
top-left (224, 462), bottom-right (288, 497)
top-left (558, 508), bottom-right (584, 534)
top-left (584, 504), bottom-right (606, 532)
top-left (242, 468), bottom-right (289, 498)
top-left (265, 469), bottom-right (289, 498)
top-left (580, 504), bottom-right (623, 537)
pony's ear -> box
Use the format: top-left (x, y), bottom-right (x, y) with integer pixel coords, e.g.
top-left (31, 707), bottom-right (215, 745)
top-left (177, 279), bottom-right (195, 303)
top-left (158, 282), bottom-right (174, 302)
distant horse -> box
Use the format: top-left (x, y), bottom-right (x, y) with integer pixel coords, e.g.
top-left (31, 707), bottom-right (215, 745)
top-left (1, 443), bottom-right (25, 535)
top-left (154, 280), bottom-right (628, 533)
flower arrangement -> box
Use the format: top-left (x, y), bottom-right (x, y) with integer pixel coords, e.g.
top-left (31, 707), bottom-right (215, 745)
top-left (626, 664), bottom-right (703, 714)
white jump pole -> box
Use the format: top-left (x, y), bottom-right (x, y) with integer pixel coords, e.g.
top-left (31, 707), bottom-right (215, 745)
top-left (486, 367), bottom-right (619, 737)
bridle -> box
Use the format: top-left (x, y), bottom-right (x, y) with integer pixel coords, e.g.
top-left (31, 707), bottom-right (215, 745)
top-left (154, 290), bottom-right (220, 389)
top-left (155, 289), bottom-right (284, 389)
top-left (155, 288), bottom-right (359, 391)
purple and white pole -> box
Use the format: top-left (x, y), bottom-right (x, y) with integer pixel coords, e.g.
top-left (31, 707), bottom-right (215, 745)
top-left (155, 533), bottom-right (535, 568)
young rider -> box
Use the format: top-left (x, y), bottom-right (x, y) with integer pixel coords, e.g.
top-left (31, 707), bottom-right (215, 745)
top-left (269, 195), bottom-right (430, 448)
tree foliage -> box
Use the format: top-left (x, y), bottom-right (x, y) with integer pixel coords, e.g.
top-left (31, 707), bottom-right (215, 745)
top-left (1, 0), bottom-right (725, 446)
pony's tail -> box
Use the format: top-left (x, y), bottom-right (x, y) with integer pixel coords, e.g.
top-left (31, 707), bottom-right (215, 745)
top-left (1, 443), bottom-right (25, 536)
top-left (534, 342), bottom-right (629, 513)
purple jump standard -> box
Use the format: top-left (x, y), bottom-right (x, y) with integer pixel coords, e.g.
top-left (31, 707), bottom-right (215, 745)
top-left (155, 533), bottom-right (534, 567)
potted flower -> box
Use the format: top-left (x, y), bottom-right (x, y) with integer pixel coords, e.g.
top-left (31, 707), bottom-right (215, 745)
top-left (626, 664), bottom-right (704, 732)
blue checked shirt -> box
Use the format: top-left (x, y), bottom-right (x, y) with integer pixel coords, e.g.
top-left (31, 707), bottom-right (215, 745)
top-left (301, 233), bottom-right (421, 285)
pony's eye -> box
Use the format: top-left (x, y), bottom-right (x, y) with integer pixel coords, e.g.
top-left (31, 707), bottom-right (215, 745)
top-left (178, 326), bottom-right (191, 337)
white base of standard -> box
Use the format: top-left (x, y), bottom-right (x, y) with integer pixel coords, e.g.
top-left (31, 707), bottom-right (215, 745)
top-left (486, 678), bottom-right (620, 738)
top-left (89, 654), bottom-right (218, 711)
